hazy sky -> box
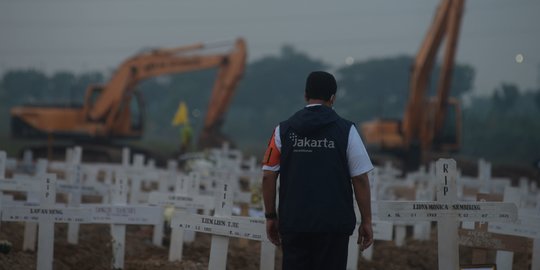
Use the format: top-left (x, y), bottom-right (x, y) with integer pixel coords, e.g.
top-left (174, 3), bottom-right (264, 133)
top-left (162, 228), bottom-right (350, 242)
top-left (1, 0), bottom-right (539, 96)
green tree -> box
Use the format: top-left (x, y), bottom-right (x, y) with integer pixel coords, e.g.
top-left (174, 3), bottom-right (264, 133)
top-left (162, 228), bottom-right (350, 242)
top-left (336, 56), bottom-right (475, 123)
top-left (462, 83), bottom-right (540, 165)
top-left (224, 45), bottom-right (328, 151)
top-left (534, 90), bottom-right (540, 111)
top-left (337, 56), bottom-right (412, 122)
top-left (2, 70), bottom-right (49, 105)
top-left (492, 83), bottom-right (519, 112)
top-left (49, 72), bottom-right (76, 102)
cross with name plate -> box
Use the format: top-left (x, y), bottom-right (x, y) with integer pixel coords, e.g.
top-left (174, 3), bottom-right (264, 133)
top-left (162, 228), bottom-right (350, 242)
top-left (1, 173), bottom-right (91, 270)
top-left (377, 159), bottom-right (518, 270)
top-left (171, 181), bottom-right (273, 270)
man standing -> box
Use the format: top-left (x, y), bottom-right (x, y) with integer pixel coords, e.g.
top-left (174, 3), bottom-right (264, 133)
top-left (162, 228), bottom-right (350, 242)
top-left (261, 71), bottom-right (374, 270)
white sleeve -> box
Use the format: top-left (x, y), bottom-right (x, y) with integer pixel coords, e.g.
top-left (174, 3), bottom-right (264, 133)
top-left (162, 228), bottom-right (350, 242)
top-left (347, 125), bottom-right (374, 177)
top-left (275, 125), bottom-right (282, 151)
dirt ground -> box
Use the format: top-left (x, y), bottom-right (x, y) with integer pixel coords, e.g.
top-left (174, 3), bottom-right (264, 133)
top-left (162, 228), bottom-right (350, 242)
top-left (0, 221), bottom-right (533, 270)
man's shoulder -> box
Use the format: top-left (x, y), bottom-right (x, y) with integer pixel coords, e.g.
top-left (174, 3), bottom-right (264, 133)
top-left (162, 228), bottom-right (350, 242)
top-left (278, 108), bottom-right (305, 127)
top-left (335, 115), bottom-right (355, 128)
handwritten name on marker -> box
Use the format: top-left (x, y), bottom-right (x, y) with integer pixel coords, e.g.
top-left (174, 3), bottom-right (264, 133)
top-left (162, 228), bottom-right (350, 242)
top-left (172, 213), bottom-right (266, 242)
top-left (378, 201), bottom-right (516, 222)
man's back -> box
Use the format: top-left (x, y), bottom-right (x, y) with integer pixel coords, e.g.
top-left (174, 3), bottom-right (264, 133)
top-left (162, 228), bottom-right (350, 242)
top-left (278, 105), bottom-right (356, 233)
top-left (261, 71), bottom-right (374, 270)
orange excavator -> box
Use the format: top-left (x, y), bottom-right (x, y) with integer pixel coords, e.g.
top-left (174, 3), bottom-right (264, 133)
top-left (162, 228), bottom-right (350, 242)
top-left (10, 38), bottom-right (247, 162)
top-left (360, 0), bottom-right (464, 170)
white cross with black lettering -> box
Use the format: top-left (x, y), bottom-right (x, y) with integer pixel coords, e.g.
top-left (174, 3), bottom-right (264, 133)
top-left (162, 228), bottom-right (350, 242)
top-left (377, 159), bottom-right (518, 270)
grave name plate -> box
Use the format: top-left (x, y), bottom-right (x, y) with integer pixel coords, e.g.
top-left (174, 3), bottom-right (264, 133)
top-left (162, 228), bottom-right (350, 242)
top-left (378, 201), bottom-right (517, 222)
top-left (459, 229), bottom-right (532, 253)
top-left (2, 206), bottom-right (90, 223)
top-left (149, 192), bottom-right (215, 210)
top-left (57, 182), bottom-right (107, 197)
top-left (488, 212), bottom-right (540, 239)
top-left (171, 213), bottom-right (266, 241)
top-left (84, 205), bottom-right (162, 225)
top-left (0, 177), bottom-right (39, 192)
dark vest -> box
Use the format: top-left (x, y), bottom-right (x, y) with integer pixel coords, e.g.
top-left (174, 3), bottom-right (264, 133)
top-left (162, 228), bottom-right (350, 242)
top-left (278, 105), bottom-right (355, 234)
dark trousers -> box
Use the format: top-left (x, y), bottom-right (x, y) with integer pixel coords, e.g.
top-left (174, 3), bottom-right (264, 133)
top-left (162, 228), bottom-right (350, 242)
top-left (280, 232), bottom-right (350, 270)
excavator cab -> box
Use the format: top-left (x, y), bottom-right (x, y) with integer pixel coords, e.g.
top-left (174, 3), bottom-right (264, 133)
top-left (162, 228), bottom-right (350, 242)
top-left (82, 84), bottom-right (144, 138)
top-left (83, 85), bottom-right (104, 122)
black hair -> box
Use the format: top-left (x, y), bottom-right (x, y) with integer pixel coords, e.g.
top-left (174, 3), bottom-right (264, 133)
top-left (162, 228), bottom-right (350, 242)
top-left (304, 71), bottom-right (337, 101)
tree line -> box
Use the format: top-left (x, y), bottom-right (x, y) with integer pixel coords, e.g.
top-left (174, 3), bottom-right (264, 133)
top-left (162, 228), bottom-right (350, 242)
top-left (1, 45), bottom-right (539, 167)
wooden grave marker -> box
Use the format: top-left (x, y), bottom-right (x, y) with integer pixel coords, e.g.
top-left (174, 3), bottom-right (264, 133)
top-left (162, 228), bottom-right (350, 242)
top-left (110, 170), bottom-right (128, 269)
top-left (171, 181), bottom-right (275, 270)
top-left (347, 167), bottom-right (393, 269)
top-left (148, 172), bottom-right (215, 261)
top-left (81, 172), bottom-right (163, 269)
top-left (164, 172), bottom-right (204, 261)
top-left (65, 147), bottom-right (83, 245)
top-left (377, 159), bottom-right (518, 270)
top-left (459, 193), bottom-right (532, 268)
top-left (486, 187), bottom-right (540, 270)
top-left (0, 158), bottom-right (47, 251)
top-left (150, 159), bottom-right (178, 247)
top-left (1, 173), bottom-right (91, 270)
top-left (23, 159), bottom-right (47, 251)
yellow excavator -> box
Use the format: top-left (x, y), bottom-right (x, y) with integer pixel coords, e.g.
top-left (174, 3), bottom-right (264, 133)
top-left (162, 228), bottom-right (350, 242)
top-left (10, 38), bottom-right (247, 162)
top-left (360, 0), bottom-right (464, 170)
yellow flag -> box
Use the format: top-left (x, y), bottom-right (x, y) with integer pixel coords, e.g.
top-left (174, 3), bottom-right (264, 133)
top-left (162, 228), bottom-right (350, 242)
top-left (172, 101), bottom-right (189, 126)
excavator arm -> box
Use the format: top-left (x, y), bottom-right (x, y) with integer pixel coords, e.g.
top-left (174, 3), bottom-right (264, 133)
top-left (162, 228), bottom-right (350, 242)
top-left (431, 0), bottom-right (465, 145)
top-left (360, 0), bottom-right (465, 170)
top-left (402, 0), bottom-right (452, 147)
top-left (199, 40), bottom-right (247, 148)
top-left (87, 39), bottom-right (246, 143)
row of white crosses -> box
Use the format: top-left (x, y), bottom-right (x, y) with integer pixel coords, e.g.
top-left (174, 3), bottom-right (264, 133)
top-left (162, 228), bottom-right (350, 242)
top-left (372, 162), bottom-right (436, 247)
top-left (0, 150), bottom-right (157, 269)
top-left (171, 179), bottom-right (274, 270)
top-left (2, 147), bottom-right (110, 250)
top-left (378, 159), bottom-right (519, 270)
top-left (346, 167), bottom-right (394, 270)
top-left (458, 159), bottom-right (511, 200)
top-left (459, 187), bottom-right (540, 270)
top-left (178, 144), bottom-right (274, 269)
top-left (456, 158), bottom-right (540, 269)
top-left (0, 149), bottom-right (165, 270)
top-left (148, 170), bottom-right (215, 261)
top-left (1, 167), bottom-right (92, 270)
top-left (0, 146), bottom-right (273, 270)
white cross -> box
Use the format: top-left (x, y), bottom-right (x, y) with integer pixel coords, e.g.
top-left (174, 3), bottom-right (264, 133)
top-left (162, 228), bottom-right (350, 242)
top-left (377, 159), bottom-right (518, 270)
top-left (347, 168), bottom-right (393, 269)
top-left (1, 173), bottom-right (91, 270)
top-left (149, 160), bottom-right (178, 247)
top-left (486, 187), bottom-right (540, 270)
top-left (81, 171), bottom-right (163, 270)
top-left (458, 192), bottom-right (531, 269)
top-left (0, 158), bottom-right (47, 252)
top-left (171, 181), bottom-right (274, 270)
